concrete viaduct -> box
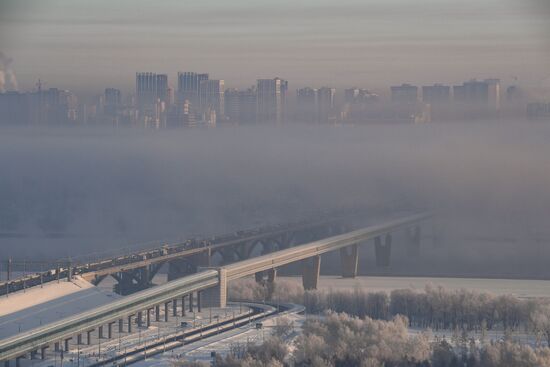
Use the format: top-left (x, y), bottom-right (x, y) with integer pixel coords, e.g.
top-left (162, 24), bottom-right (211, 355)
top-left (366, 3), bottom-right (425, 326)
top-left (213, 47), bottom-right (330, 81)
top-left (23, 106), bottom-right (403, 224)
top-left (0, 212), bottom-right (430, 364)
top-left (1, 212), bottom-right (355, 296)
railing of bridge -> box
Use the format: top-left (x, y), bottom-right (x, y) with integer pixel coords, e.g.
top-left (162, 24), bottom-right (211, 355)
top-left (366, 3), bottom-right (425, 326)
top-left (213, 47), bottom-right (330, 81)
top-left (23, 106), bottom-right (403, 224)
top-left (0, 203), bottom-right (413, 296)
top-left (0, 210), bottom-right (430, 361)
top-left (0, 270), bottom-right (219, 361)
top-left (0, 208), bottom-right (352, 296)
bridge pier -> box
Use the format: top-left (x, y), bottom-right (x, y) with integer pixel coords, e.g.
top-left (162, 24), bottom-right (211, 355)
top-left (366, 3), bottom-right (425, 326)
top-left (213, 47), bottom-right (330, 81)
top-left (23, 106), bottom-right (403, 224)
top-left (340, 244), bottom-right (359, 278)
top-left (173, 298), bottom-right (178, 317)
top-left (137, 311), bottom-right (143, 327)
top-left (107, 321), bottom-right (115, 338)
top-left (407, 225), bottom-right (421, 256)
top-left (119, 319), bottom-right (124, 333)
top-left (168, 249), bottom-right (211, 281)
top-left (201, 269), bottom-right (227, 308)
top-left (164, 301), bottom-right (170, 321)
top-left (113, 264), bottom-right (160, 295)
top-left (155, 304), bottom-right (160, 322)
top-left (77, 333), bottom-right (82, 345)
top-left (127, 315), bottom-right (133, 332)
top-left (41, 346), bottom-right (48, 360)
top-left (374, 234), bottom-right (392, 267)
top-left (98, 325), bottom-right (104, 339)
top-left (181, 295), bottom-right (186, 316)
top-left (188, 292), bottom-right (194, 312)
top-left (86, 329), bottom-right (93, 345)
top-left (254, 268), bottom-right (277, 299)
top-left (54, 342), bottom-right (60, 352)
top-left (302, 255), bottom-right (321, 290)
top-left (64, 337), bottom-right (71, 351)
top-left (146, 308), bottom-right (152, 328)
top-left (197, 291), bottom-right (202, 312)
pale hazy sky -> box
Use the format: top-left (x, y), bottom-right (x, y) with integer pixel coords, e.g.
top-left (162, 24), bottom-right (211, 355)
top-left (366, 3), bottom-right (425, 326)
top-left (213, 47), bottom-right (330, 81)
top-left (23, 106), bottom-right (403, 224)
top-left (0, 0), bottom-right (549, 95)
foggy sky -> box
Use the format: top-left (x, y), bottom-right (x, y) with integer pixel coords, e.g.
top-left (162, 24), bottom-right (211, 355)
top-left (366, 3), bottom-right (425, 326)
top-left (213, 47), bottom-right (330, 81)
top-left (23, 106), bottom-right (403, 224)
top-left (1, 123), bottom-right (550, 279)
top-left (1, 0), bottom-right (549, 95)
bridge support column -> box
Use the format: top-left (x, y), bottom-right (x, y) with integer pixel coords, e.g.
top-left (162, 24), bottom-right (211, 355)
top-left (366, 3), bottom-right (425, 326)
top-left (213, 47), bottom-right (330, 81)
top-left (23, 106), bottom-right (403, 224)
top-left (189, 293), bottom-right (194, 312)
top-left (77, 334), bottom-right (82, 345)
top-left (54, 342), bottom-right (60, 352)
top-left (98, 325), bottom-right (104, 339)
top-left (172, 299), bottom-right (178, 317)
top-left (15, 357), bottom-right (23, 367)
top-left (119, 319), bottom-right (124, 333)
top-left (197, 291), bottom-right (202, 312)
top-left (137, 311), bottom-right (143, 327)
top-left (164, 302), bottom-right (170, 322)
top-left (407, 226), bottom-right (421, 256)
top-left (86, 329), bottom-right (93, 345)
top-left (255, 268), bottom-right (277, 299)
top-left (64, 337), bottom-right (71, 351)
top-left (127, 315), bottom-right (133, 333)
top-left (340, 244), bottom-right (359, 278)
top-left (181, 295), bottom-right (186, 316)
top-left (302, 255), bottom-right (321, 290)
top-left (4, 360), bottom-right (8, 367)
top-left (374, 235), bottom-right (392, 267)
top-left (155, 305), bottom-right (160, 322)
top-left (146, 308), bottom-right (151, 328)
top-left (41, 346), bottom-right (48, 359)
top-left (168, 249), bottom-right (211, 281)
top-left (201, 269), bottom-right (227, 308)
top-left (107, 322), bottom-right (114, 338)
top-left (266, 268), bottom-right (277, 299)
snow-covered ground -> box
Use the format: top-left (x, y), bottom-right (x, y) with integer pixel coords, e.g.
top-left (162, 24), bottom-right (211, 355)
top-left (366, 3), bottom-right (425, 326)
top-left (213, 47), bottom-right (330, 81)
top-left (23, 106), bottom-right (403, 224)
top-left (21, 304), bottom-right (254, 367)
top-left (129, 304), bottom-right (306, 367)
top-left (0, 276), bottom-right (120, 339)
top-left (279, 275), bottom-right (550, 299)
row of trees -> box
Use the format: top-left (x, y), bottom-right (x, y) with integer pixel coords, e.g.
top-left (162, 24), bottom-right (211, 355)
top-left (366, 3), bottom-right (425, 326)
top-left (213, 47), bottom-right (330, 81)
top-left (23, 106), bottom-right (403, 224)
top-left (228, 279), bottom-right (550, 344)
top-left (174, 312), bottom-right (550, 367)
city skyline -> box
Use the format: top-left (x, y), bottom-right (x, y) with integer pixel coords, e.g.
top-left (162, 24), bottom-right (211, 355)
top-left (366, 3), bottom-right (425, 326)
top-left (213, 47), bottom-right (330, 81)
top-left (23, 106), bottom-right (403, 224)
top-left (1, 0), bottom-right (549, 96)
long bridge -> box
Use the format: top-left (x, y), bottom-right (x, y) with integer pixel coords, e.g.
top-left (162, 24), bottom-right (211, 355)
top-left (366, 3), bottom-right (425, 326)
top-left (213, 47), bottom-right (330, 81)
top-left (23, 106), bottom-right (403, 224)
top-left (0, 211), bottom-right (431, 364)
top-left (1, 209), bottom-right (360, 296)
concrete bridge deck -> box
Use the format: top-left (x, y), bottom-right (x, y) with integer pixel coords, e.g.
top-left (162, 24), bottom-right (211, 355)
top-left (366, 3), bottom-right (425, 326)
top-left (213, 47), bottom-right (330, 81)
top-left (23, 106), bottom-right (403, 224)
top-left (0, 211), bottom-right (431, 363)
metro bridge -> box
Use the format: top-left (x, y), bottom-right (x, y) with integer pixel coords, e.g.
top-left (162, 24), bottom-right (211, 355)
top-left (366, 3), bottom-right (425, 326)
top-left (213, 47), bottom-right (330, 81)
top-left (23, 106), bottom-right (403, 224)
top-left (0, 209), bottom-right (356, 296)
top-left (1, 205), bottom-right (416, 296)
top-left (0, 211), bottom-right (431, 364)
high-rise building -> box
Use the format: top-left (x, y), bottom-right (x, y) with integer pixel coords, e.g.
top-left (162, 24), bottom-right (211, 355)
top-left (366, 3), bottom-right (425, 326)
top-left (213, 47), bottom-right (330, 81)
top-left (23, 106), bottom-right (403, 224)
top-left (199, 79), bottom-right (224, 119)
top-left (422, 84), bottom-right (450, 104)
top-left (453, 79), bottom-right (500, 107)
top-left (105, 88), bottom-right (121, 106)
top-left (257, 77), bottom-right (287, 124)
top-left (390, 84), bottom-right (418, 103)
top-left (296, 87), bottom-right (317, 123)
top-left (136, 72), bottom-right (168, 117)
top-left (177, 72), bottom-right (209, 112)
top-left (239, 86), bottom-right (257, 124)
top-left (344, 88), bottom-right (379, 104)
top-left (224, 88), bottom-right (240, 123)
top-left (317, 87), bottom-right (336, 123)
top-left (453, 79), bottom-right (501, 118)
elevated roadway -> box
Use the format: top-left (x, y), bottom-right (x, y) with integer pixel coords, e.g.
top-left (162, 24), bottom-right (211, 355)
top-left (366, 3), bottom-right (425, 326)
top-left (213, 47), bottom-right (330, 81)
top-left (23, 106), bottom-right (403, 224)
top-left (0, 211), bottom-right (431, 364)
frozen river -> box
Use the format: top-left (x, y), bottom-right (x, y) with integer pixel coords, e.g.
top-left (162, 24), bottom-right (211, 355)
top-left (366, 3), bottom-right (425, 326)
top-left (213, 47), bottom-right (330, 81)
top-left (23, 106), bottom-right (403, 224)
top-left (278, 275), bottom-right (550, 299)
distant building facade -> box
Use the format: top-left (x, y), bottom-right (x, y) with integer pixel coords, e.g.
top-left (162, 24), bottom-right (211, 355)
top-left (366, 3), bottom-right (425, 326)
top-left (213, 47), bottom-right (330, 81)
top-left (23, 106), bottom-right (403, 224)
top-left (391, 84), bottom-right (418, 103)
top-left (257, 78), bottom-right (287, 124)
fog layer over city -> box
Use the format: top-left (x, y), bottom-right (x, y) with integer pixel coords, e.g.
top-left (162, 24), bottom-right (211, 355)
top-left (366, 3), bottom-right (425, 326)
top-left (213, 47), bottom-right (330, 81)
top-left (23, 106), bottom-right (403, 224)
top-left (1, 122), bottom-right (549, 278)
